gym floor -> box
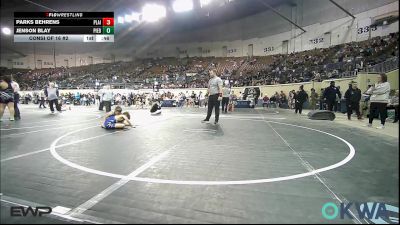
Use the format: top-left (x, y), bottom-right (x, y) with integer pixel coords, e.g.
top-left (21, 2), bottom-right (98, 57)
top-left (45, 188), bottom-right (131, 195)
top-left (0, 104), bottom-right (398, 224)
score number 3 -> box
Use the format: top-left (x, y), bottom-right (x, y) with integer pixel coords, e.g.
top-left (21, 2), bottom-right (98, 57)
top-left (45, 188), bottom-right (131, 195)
top-left (102, 18), bottom-right (114, 26)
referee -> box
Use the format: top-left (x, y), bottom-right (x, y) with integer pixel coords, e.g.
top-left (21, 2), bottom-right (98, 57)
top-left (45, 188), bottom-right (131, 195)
top-left (11, 79), bottom-right (21, 120)
top-left (202, 69), bottom-right (223, 125)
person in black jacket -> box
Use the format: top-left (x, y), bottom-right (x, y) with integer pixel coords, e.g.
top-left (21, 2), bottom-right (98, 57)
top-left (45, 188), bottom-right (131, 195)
top-left (294, 85), bottom-right (308, 114)
top-left (344, 82), bottom-right (362, 120)
top-left (323, 81), bottom-right (341, 111)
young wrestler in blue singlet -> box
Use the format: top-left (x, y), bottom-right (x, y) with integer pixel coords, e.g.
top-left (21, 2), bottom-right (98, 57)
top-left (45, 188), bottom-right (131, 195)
top-left (102, 106), bottom-right (133, 129)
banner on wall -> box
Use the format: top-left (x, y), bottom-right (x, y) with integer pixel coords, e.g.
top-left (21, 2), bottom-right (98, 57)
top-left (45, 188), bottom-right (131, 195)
top-left (243, 87), bottom-right (260, 100)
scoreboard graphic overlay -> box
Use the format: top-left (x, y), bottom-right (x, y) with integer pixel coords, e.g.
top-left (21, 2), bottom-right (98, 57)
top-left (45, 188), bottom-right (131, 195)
top-left (14, 12), bottom-right (114, 42)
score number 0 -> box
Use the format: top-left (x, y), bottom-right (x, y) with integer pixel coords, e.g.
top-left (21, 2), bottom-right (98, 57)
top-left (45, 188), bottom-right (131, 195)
top-left (102, 18), bottom-right (114, 34)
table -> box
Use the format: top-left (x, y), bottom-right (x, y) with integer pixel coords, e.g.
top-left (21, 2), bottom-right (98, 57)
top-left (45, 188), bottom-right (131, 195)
top-left (235, 100), bottom-right (252, 108)
top-left (161, 100), bottom-right (177, 107)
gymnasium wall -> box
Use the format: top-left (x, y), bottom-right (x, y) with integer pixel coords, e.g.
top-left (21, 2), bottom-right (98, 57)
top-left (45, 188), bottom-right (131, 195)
top-left (19, 70), bottom-right (398, 99)
top-left (231, 69), bottom-right (399, 98)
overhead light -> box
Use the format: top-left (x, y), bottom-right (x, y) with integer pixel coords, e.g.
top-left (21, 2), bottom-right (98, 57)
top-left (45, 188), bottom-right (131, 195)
top-left (200, 0), bottom-right (212, 7)
top-left (142, 4), bottom-right (166, 22)
top-left (173, 0), bottom-right (193, 12)
top-left (131, 12), bottom-right (141, 22)
top-left (125, 14), bottom-right (133, 23)
top-left (2, 27), bottom-right (11, 35)
top-left (117, 16), bottom-right (124, 24)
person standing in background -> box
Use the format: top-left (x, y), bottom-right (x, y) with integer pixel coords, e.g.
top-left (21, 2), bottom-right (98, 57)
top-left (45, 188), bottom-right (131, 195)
top-left (45, 82), bottom-right (61, 114)
top-left (221, 83), bottom-right (230, 113)
top-left (334, 86), bottom-right (342, 112)
top-left (319, 88), bottom-right (325, 110)
top-left (39, 89), bottom-right (47, 109)
top-left (230, 91), bottom-right (237, 112)
top-left (360, 85), bottom-right (372, 119)
top-left (365, 73), bottom-right (391, 129)
top-left (309, 88), bottom-right (318, 110)
top-left (388, 90), bottom-right (399, 123)
top-left (11, 79), bottom-right (21, 120)
top-left (294, 85), bottom-right (308, 114)
top-left (323, 81), bottom-right (341, 111)
top-left (98, 87), bottom-right (104, 111)
top-left (204, 92), bottom-right (209, 108)
top-left (198, 91), bottom-right (204, 108)
top-left (254, 88), bottom-right (260, 106)
top-left (344, 82), bottom-right (362, 120)
top-left (24, 92), bottom-right (30, 105)
top-left (288, 90), bottom-right (295, 109)
top-left (0, 75), bottom-right (15, 121)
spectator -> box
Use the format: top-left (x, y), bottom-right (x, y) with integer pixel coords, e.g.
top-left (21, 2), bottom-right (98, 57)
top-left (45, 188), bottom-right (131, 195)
top-left (319, 88), bottom-right (326, 110)
top-left (45, 82), bottom-right (61, 113)
top-left (11, 79), bottom-right (21, 120)
top-left (262, 95), bottom-right (269, 108)
top-left (344, 82), bottom-right (362, 120)
top-left (294, 85), bottom-right (308, 114)
top-left (335, 86), bottom-right (342, 112)
top-left (365, 73), bottom-right (391, 129)
top-left (39, 89), bottom-right (47, 109)
top-left (0, 75), bottom-right (15, 121)
top-left (199, 91), bottom-right (205, 107)
top-left (387, 90), bottom-right (399, 123)
top-left (309, 88), bottom-right (318, 110)
top-left (221, 83), bottom-right (230, 113)
top-left (288, 90), bottom-right (295, 109)
top-left (323, 81), bottom-right (341, 111)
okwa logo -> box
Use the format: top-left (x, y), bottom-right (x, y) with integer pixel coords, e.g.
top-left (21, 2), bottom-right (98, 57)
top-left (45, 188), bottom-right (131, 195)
top-left (322, 202), bottom-right (399, 224)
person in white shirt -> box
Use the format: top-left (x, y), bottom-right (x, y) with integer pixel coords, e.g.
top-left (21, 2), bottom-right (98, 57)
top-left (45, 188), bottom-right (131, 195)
top-left (387, 90), bottom-right (399, 123)
top-left (199, 91), bottom-right (205, 107)
top-left (98, 88), bottom-right (104, 110)
top-left (11, 80), bottom-right (21, 120)
top-left (39, 89), bottom-right (46, 109)
top-left (365, 73), bottom-right (391, 129)
top-left (45, 82), bottom-right (61, 113)
top-left (185, 91), bottom-right (190, 107)
top-left (221, 83), bottom-right (231, 113)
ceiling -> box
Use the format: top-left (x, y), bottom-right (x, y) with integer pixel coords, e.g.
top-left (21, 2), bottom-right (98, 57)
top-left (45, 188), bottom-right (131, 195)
top-left (0, 0), bottom-right (296, 57)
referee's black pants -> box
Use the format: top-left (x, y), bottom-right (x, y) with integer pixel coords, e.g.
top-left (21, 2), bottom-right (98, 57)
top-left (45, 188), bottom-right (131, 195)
top-left (205, 94), bottom-right (220, 122)
top-left (14, 93), bottom-right (21, 119)
top-left (347, 101), bottom-right (361, 119)
top-left (49, 99), bottom-right (61, 112)
top-left (295, 101), bottom-right (303, 114)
